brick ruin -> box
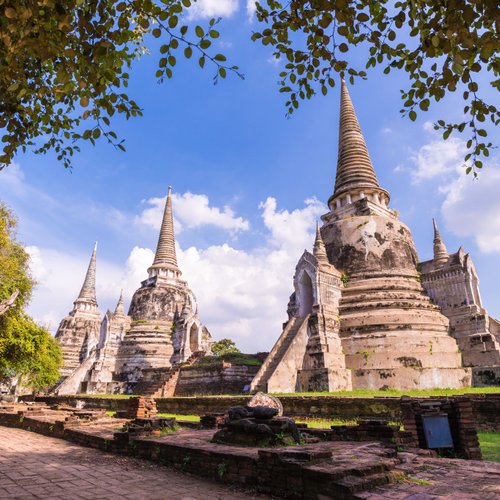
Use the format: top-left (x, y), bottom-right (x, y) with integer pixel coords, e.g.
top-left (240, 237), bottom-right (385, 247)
top-left (253, 80), bottom-right (500, 392)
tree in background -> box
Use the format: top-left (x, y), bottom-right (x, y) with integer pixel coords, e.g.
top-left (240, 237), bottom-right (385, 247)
top-left (211, 338), bottom-right (241, 357)
top-left (0, 1), bottom-right (497, 175)
top-left (0, 203), bottom-right (62, 392)
top-left (253, 0), bottom-right (499, 177)
top-left (0, 0), bottom-right (241, 169)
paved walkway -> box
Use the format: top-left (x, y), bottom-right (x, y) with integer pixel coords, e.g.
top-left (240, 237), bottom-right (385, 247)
top-left (0, 427), bottom-right (264, 500)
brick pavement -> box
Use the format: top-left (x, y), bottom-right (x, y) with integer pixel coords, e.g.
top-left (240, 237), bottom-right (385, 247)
top-left (356, 452), bottom-right (500, 500)
top-left (0, 426), bottom-right (264, 500)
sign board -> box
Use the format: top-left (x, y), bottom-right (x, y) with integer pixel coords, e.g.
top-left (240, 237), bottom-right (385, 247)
top-left (422, 414), bottom-right (453, 449)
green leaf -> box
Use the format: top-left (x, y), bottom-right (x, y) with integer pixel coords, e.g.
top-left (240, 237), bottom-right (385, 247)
top-left (168, 15), bottom-right (178, 29)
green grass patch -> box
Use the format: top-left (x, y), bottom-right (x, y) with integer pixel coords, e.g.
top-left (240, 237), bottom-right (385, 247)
top-left (157, 413), bottom-right (200, 422)
top-left (197, 353), bottom-right (263, 367)
top-left (295, 417), bottom-right (402, 429)
top-left (271, 387), bottom-right (500, 398)
top-left (478, 431), bottom-right (500, 462)
top-left (399, 475), bottom-right (433, 486)
top-left (75, 393), bottom-right (134, 399)
top-left (105, 410), bottom-right (116, 417)
top-left (296, 418), bottom-right (358, 428)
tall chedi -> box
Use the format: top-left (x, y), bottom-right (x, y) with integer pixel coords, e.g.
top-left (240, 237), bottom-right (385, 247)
top-left (55, 243), bottom-right (101, 377)
top-left (318, 80), bottom-right (471, 389)
top-left (115, 186), bottom-right (211, 391)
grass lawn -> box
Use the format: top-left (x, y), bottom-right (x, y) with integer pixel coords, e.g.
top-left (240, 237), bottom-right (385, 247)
top-left (296, 418), bottom-right (358, 428)
top-left (71, 387), bottom-right (500, 399)
top-left (157, 413), bottom-right (201, 422)
top-left (271, 387), bottom-right (500, 398)
top-left (75, 393), bottom-right (134, 399)
top-left (478, 431), bottom-right (500, 462)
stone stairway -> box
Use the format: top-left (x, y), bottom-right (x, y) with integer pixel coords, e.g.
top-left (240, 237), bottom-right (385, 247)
top-left (135, 351), bottom-right (206, 397)
top-left (251, 316), bottom-right (309, 392)
top-left (52, 349), bottom-right (97, 395)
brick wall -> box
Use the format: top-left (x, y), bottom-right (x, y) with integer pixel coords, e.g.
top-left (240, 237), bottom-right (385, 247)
top-left (22, 393), bottom-right (500, 430)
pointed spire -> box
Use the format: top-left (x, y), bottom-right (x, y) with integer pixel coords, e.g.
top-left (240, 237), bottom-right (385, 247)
top-left (76, 242), bottom-right (98, 304)
top-left (149, 185), bottom-right (180, 275)
top-left (330, 80), bottom-right (388, 206)
top-left (114, 289), bottom-right (125, 316)
top-left (433, 219), bottom-right (449, 266)
top-left (313, 222), bottom-right (329, 265)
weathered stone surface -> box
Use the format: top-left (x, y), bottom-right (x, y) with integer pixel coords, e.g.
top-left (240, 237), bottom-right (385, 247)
top-left (419, 241), bottom-right (500, 369)
top-left (212, 403), bottom-right (300, 446)
top-left (253, 80), bottom-right (472, 392)
top-left (53, 188), bottom-right (212, 395)
top-left (248, 392), bottom-right (283, 416)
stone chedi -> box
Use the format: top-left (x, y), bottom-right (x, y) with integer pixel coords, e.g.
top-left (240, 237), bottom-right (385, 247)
top-left (55, 243), bottom-right (101, 377)
top-left (54, 187), bottom-right (211, 394)
top-left (253, 80), bottom-right (474, 391)
top-left (419, 220), bottom-right (500, 368)
top-left (114, 186), bottom-right (211, 388)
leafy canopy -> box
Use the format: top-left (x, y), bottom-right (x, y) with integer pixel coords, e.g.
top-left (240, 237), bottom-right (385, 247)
top-left (253, 0), bottom-right (499, 176)
top-left (0, 0), bottom-right (241, 168)
top-left (211, 338), bottom-right (241, 356)
top-left (0, 0), bottom-right (498, 176)
top-left (0, 203), bottom-right (62, 390)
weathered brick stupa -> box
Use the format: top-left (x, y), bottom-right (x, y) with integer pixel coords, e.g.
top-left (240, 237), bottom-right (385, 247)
top-left (54, 186), bottom-right (212, 395)
top-left (114, 186), bottom-right (212, 390)
top-left (419, 220), bottom-right (500, 370)
top-left (251, 223), bottom-right (352, 393)
top-left (254, 80), bottom-right (472, 391)
top-left (55, 243), bottom-right (101, 378)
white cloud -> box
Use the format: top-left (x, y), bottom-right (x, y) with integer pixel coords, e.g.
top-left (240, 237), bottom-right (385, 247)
top-left (409, 137), bottom-right (466, 183)
top-left (407, 122), bottom-right (467, 184)
top-left (188, 0), bottom-right (239, 19)
top-left (28, 195), bottom-right (327, 352)
top-left (137, 191), bottom-right (250, 234)
top-left (267, 55), bottom-right (281, 66)
top-left (176, 196), bottom-right (327, 351)
top-left (26, 245), bottom-right (150, 332)
top-left (399, 124), bottom-right (500, 254)
top-left (442, 164), bottom-right (500, 254)
top-left (246, 0), bottom-right (257, 20)
top-left (0, 163), bottom-right (57, 206)
top-left (260, 196), bottom-right (325, 249)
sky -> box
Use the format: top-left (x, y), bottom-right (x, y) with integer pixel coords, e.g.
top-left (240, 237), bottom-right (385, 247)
top-left (1, 0), bottom-right (499, 353)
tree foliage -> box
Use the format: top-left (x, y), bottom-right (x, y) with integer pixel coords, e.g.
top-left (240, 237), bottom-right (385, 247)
top-left (0, 203), bottom-right (62, 391)
top-left (0, 0), bottom-right (241, 169)
top-left (253, 0), bottom-right (499, 176)
top-left (211, 338), bottom-right (241, 356)
top-left (0, 1), bottom-right (498, 176)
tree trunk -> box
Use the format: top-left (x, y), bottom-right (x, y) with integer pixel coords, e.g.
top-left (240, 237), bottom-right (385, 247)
top-left (0, 290), bottom-right (18, 316)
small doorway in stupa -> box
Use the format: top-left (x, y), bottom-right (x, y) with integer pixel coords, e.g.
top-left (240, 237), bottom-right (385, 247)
top-left (189, 323), bottom-right (199, 353)
top-left (298, 271), bottom-right (314, 317)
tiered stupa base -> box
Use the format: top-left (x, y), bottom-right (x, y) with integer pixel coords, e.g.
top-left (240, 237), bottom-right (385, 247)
top-left (339, 274), bottom-right (471, 390)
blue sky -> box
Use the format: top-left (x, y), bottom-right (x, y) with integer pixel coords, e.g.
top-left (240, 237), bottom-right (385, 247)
top-left (1, 1), bottom-right (499, 352)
